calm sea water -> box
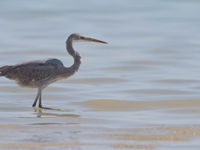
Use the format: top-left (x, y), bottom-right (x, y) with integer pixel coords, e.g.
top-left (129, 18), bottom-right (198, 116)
top-left (0, 0), bottom-right (200, 150)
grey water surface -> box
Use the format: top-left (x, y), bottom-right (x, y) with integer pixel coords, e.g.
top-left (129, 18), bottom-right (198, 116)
top-left (0, 0), bottom-right (200, 150)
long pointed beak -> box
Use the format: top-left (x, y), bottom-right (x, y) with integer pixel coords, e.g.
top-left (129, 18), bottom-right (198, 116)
top-left (83, 37), bottom-right (108, 44)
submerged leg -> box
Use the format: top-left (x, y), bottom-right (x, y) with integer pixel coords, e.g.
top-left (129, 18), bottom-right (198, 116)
top-left (32, 87), bottom-right (41, 107)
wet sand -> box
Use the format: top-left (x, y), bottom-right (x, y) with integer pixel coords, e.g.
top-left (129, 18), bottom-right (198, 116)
top-left (79, 99), bottom-right (200, 111)
top-left (0, 99), bottom-right (199, 150)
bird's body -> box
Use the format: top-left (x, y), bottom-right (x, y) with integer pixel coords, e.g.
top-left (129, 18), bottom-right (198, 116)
top-left (24, 59), bottom-right (66, 88)
top-left (0, 58), bottom-right (69, 88)
top-left (0, 33), bottom-right (107, 109)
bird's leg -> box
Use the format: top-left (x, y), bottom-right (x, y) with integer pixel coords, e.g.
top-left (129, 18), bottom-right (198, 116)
top-left (38, 89), bottom-right (43, 108)
top-left (32, 88), bottom-right (41, 107)
top-left (37, 87), bottom-right (64, 111)
top-left (38, 89), bottom-right (53, 110)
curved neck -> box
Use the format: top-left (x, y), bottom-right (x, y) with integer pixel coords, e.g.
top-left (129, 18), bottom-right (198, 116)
top-left (65, 38), bottom-right (81, 75)
top-left (67, 38), bottom-right (76, 57)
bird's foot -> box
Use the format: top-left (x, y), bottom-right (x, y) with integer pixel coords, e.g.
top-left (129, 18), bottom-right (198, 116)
top-left (39, 106), bottom-right (54, 110)
top-left (38, 106), bottom-right (70, 112)
top-left (33, 105), bottom-right (70, 112)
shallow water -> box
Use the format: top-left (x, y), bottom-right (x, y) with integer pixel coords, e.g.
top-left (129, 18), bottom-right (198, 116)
top-left (0, 0), bottom-right (200, 150)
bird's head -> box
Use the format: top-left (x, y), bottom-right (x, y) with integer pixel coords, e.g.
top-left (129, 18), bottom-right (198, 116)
top-left (68, 33), bottom-right (107, 44)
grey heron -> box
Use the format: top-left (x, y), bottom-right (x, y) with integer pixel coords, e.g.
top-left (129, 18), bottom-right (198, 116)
top-left (0, 33), bottom-right (107, 109)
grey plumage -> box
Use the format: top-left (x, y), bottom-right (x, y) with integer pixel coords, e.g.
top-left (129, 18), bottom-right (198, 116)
top-left (0, 33), bottom-right (107, 109)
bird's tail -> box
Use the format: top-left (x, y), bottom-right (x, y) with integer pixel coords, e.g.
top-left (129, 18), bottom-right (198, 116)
top-left (0, 65), bottom-right (13, 76)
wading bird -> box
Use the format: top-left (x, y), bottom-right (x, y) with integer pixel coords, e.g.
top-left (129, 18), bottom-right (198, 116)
top-left (0, 33), bottom-right (107, 109)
